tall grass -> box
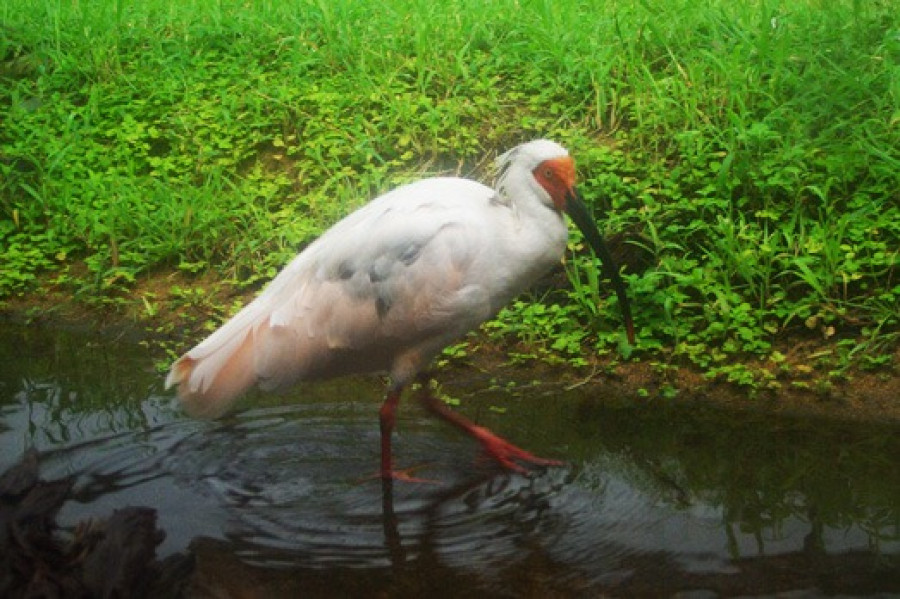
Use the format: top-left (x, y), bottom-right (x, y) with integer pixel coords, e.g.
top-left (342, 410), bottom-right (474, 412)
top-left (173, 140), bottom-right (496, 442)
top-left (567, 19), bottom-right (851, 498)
top-left (1, 0), bottom-right (898, 377)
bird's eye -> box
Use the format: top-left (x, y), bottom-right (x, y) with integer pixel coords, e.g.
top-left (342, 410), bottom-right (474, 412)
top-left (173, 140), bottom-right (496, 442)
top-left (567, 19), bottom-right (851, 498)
top-left (543, 168), bottom-right (554, 179)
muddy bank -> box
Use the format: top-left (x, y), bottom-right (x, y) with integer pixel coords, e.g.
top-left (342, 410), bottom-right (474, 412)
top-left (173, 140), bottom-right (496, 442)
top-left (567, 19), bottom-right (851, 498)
top-left (449, 350), bottom-right (900, 425)
top-left (1, 275), bottom-right (898, 424)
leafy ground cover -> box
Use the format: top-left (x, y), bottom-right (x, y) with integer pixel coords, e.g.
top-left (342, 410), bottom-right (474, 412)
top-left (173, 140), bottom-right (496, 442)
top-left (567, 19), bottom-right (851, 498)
top-left (1, 0), bottom-right (898, 397)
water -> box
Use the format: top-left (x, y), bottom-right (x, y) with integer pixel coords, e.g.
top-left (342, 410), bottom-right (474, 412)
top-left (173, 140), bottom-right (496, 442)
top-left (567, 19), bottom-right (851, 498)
top-left (1, 324), bottom-right (898, 597)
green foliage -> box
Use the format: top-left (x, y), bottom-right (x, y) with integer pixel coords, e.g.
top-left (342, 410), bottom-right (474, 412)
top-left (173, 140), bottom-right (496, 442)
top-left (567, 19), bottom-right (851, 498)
top-left (0, 0), bottom-right (898, 381)
top-left (487, 297), bottom-right (591, 366)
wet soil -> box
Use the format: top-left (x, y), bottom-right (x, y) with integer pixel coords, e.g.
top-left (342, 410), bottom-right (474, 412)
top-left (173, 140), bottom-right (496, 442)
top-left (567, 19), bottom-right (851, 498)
top-left (1, 270), bottom-right (898, 424)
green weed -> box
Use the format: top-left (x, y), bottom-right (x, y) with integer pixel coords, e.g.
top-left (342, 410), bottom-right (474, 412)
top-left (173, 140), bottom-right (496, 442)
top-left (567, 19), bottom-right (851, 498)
top-left (0, 0), bottom-right (897, 384)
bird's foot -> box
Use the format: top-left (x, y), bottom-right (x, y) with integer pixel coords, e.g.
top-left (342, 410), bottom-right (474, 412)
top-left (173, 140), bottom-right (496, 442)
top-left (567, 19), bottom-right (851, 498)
top-left (361, 464), bottom-right (439, 484)
top-left (469, 426), bottom-right (563, 474)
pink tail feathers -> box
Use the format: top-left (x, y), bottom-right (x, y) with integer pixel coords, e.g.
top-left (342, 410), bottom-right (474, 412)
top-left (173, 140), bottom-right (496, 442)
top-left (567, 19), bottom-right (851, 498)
top-left (165, 330), bottom-right (257, 418)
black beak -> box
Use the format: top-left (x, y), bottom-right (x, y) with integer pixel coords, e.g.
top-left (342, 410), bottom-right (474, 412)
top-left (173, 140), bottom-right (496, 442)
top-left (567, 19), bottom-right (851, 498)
top-left (565, 189), bottom-right (636, 345)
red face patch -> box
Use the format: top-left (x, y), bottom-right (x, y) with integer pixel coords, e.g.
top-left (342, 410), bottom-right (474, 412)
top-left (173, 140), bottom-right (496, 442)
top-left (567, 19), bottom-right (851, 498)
top-left (532, 156), bottom-right (577, 211)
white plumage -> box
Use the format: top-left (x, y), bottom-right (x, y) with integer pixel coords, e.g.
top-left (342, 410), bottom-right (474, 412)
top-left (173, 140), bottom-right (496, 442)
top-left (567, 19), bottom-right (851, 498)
top-left (167, 139), bottom-right (633, 477)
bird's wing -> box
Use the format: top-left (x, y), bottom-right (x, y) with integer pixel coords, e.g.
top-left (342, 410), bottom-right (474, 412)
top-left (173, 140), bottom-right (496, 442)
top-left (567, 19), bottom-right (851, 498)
top-left (167, 178), bottom-right (495, 417)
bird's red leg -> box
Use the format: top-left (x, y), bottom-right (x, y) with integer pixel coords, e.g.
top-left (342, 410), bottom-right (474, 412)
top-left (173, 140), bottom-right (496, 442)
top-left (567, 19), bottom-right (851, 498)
top-left (377, 386), bottom-right (435, 483)
top-left (417, 384), bottom-right (562, 474)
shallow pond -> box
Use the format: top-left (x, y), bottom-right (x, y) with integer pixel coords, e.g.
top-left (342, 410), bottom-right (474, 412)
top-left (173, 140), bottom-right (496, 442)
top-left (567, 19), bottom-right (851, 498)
top-left (1, 324), bottom-right (898, 597)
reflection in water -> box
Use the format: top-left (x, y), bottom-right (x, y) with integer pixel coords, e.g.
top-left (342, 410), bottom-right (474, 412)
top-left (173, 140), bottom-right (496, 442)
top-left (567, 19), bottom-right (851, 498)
top-left (0, 324), bottom-right (898, 596)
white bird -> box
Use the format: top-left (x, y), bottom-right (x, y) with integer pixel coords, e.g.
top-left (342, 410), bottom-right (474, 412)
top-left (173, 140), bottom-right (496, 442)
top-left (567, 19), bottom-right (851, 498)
top-left (166, 139), bottom-right (634, 480)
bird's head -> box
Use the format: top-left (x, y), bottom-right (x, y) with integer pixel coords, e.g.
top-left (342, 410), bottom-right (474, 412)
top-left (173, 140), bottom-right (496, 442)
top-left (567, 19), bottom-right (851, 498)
top-left (497, 139), bottom-right (574, 211)
top-left (497, 139), bottom-right (636, 345)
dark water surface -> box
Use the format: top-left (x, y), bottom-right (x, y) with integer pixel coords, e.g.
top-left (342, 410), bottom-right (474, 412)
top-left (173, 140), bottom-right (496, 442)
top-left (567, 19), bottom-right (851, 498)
top-left (1, 324), bottom-right (898, 597)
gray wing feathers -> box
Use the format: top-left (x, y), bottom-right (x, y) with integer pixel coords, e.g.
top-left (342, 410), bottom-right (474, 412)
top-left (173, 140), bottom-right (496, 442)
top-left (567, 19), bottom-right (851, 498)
top-left (166, 187), bottom-right (494, 417)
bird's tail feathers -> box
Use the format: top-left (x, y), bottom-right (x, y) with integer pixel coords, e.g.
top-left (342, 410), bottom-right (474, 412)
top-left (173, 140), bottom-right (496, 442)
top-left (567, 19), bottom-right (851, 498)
top-left (165, 328), bottom-right (258, 418)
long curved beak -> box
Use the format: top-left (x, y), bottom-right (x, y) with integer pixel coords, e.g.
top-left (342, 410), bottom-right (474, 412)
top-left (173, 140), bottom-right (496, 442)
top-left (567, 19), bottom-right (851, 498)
top-left (565, 189), bottom-right (636, 345)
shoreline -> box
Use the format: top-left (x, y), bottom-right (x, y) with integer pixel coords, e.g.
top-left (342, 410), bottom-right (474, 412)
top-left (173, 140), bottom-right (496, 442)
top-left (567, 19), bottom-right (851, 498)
top-left (3, 274), bottom-right (898, 425)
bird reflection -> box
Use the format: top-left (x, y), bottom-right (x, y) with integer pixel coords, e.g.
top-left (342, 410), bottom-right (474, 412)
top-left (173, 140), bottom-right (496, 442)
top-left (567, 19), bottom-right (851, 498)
top-left (378, 467), bottom-right (566, 577)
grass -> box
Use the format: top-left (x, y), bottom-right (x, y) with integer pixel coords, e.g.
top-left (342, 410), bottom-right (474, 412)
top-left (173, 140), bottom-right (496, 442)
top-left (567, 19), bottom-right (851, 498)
top-left (1, 0), bottom-right (898, 387)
